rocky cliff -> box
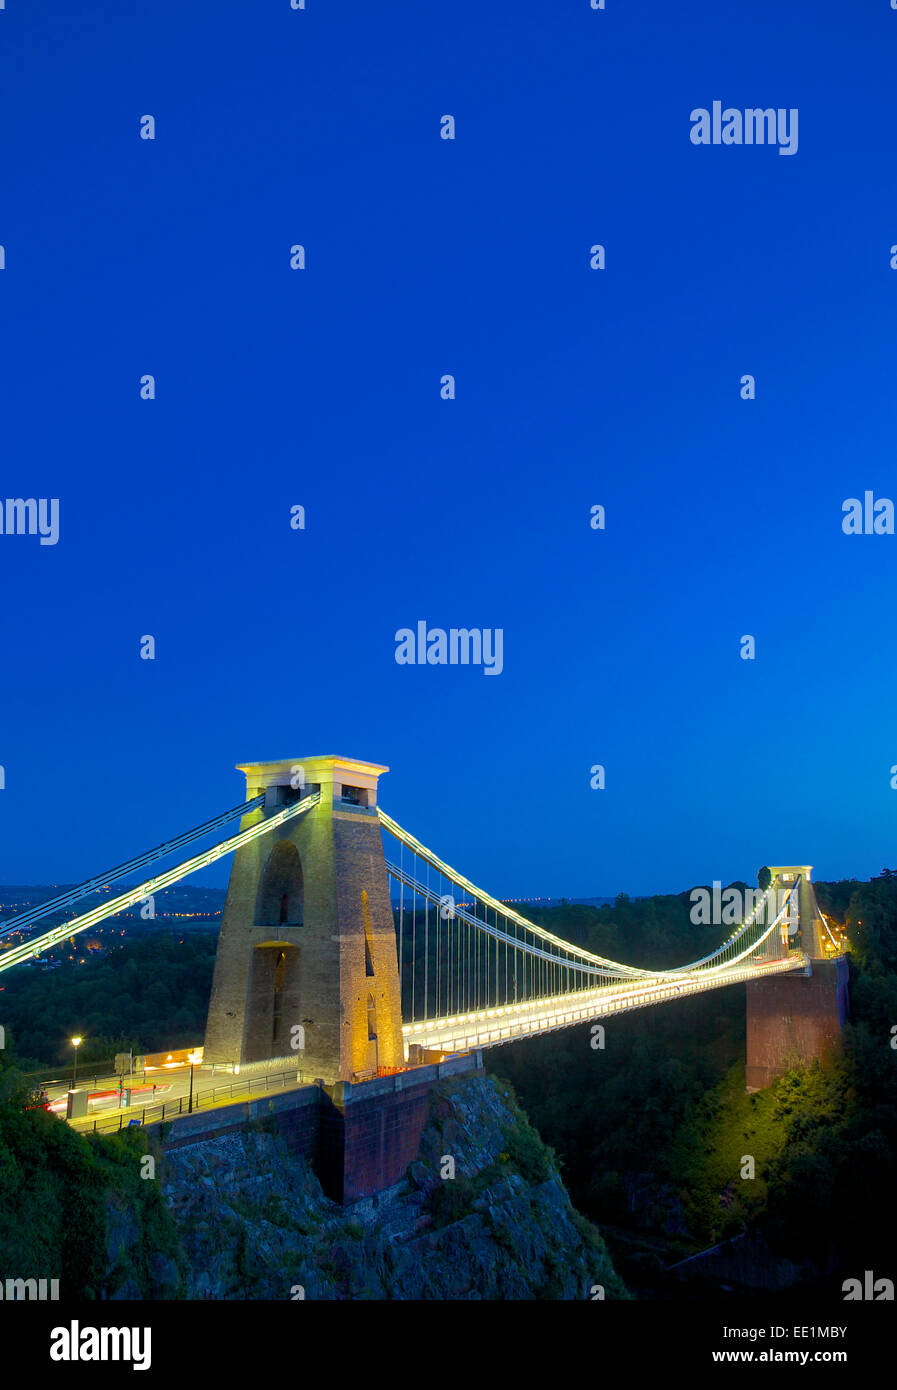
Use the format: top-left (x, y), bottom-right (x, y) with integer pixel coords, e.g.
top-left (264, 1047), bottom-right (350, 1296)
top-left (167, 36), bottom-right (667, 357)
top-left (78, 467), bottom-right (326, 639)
top-left (136, 1073), bottom-right (627, 1300)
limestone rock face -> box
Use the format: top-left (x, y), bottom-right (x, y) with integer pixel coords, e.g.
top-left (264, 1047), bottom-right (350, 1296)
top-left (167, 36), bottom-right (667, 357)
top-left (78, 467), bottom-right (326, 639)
top-left (148, 1075), bottom-right (628, 1300)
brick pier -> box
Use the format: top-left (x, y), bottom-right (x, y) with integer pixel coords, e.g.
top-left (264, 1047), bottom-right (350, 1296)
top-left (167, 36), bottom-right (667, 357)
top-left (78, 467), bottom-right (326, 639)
top-left (147, 1052), bottom-right (484, 1204)
top-left (745, 957), bottom-right (849, 1091)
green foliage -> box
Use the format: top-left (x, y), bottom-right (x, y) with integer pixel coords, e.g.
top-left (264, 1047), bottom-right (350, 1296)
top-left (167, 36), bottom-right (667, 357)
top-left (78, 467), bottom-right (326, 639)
top-left (261, 1194), bottom-right (290, 1227)
top-left (534, 1251), bottom-right (570, 1299)
top-left (500, 1115), bottom-right (555, 1185)
top-left (495, 875), bottom-right (897, 1291)
top-left (488, 1214), bottom-right (518, 1253)
top-left (425, 1175), bottom-right (476, 1228)
top-left (813, 878), bottom-right (863, 925)
top-left (0, 1070), bottom-right (184, 1297)
top-left (494, 983), bottom-right (739, 1227)
top-left (846, 871), bottom-right (897, 975)
top-left (0, 931), bottom-right (217, 1066)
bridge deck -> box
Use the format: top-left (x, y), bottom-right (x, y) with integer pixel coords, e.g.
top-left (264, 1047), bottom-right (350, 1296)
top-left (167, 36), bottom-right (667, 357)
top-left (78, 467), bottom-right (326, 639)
top-left (402, 954), bottom-right (807, 1054)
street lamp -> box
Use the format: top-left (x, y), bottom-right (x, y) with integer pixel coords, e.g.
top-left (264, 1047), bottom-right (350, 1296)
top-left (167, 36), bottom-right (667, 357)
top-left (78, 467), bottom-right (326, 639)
top-left (70, 1036), bottom-right (83, 1090)
top-left (187, 1049), bottom-right (201, 1112)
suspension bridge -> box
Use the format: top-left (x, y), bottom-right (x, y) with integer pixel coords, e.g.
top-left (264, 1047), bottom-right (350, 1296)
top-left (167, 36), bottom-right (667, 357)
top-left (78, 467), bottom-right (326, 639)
top-left (0, 754), bottom-right (845, 1085)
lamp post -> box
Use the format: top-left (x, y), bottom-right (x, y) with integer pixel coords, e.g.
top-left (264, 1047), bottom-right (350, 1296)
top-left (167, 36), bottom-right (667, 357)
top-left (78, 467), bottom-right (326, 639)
top-left (70, 1036), bottom-right (83, 1090)
top-left (188, 1062), bottom-right (195, 1113)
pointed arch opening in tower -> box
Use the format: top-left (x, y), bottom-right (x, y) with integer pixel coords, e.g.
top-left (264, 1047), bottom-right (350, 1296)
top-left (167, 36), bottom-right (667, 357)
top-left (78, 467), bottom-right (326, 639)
top-left (256, 840), bottom-right (303, 926)
top-left (272, 949), bottom-right (287, 1045)
top-left (361, 889), bottom-right (375, 977)
top-left (245, 941), bottom-right (300, 1062)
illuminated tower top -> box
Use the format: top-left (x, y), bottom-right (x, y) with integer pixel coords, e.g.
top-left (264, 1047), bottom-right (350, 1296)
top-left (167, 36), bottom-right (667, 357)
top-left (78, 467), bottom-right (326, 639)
top-left (235, 754), bottom-right (389, 810)
top-left (766, 864), bottom-right (812, 884)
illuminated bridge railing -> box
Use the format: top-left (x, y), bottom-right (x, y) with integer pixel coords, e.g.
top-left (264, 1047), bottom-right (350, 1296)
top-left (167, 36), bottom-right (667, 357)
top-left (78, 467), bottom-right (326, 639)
top-left (400, 956), bottom-right (805, 1053)
top-left (71, 1067), bottom-right (304, 1136)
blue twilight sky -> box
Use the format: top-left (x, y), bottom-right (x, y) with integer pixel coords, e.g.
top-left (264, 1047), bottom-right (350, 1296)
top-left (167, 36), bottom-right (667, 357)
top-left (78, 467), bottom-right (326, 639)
top-left (1, 0), bottom-right (896, 900)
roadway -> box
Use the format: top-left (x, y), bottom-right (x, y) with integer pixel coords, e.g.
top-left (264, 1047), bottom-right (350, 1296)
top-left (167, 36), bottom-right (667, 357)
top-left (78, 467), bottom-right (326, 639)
top-left (41, 1063), bottom-right (305, 1133)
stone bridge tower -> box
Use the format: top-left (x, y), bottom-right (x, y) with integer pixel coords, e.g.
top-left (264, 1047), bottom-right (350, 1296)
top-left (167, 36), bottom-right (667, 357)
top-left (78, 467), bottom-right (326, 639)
top-left (204, 755), bottom-right (405, 1083)
top-left (745, 864), bottom-right (849, 1090)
